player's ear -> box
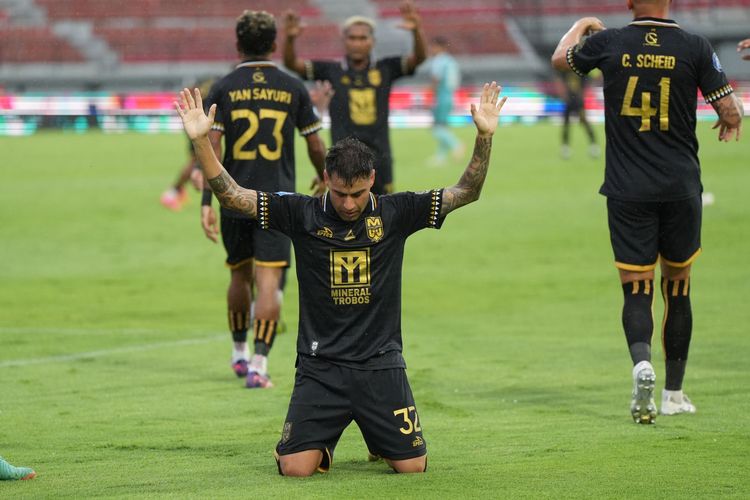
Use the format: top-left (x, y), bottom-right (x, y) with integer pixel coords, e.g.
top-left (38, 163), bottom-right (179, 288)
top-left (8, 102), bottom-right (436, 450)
top-left (323, 169), bottom-right (330, 185)
top-left (368, 170), bottom-right (375, 187)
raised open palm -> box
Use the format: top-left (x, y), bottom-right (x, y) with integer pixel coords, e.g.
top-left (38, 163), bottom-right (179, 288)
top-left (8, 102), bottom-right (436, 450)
top-left (471, 82), bottom-right (507, 137)
top-left (174, 88), bottom-right (216, 140)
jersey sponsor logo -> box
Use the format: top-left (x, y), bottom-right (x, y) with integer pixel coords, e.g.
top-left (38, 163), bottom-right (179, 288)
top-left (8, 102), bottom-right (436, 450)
top-left (344, 229), bottom-right (355, 241)
top-left (317, 226), bottom-right (334, 238)
top-left (349, 88), bottom-right (377, 125)
top-left (330, 249), bottom-right (371, 304)
top-left (252, 70), bottom-right (267, 83)
top-left (368, 68), bottom-right (382, 87)
top-left (644, 31), bottom-right (660, 47)
top-left (365, 216), bottom-right (384, 242)
top-left (712, 53), bottom-right (723, 72)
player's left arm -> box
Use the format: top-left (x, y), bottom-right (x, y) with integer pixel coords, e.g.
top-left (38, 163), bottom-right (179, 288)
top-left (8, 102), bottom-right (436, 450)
top-left (398, 0), bottom-right (427, 72)
top-left (441, 82), bottom-right (506, 216)
top-left (711, 93), bottom-right (744, 142)
top-left (305, 132), bottom-right (327, 196)
top-left (174, 88), bottom-right (258, 218)
top-left (551, 17), bottom-right (606, 72)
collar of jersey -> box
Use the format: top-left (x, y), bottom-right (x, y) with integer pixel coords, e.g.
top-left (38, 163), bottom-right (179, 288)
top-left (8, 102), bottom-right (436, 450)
top-left (630, 17), bottom-right (679, 28)
top-left (236, 60), bottom-right (277, 70)
top-left (342, 56), bottom-right (374, 71)
top-left (321, 192), bottom-right (377, 221)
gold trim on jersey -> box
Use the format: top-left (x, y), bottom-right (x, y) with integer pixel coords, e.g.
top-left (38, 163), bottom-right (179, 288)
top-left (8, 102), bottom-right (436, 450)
top-left (255, 260), bottom-right (289, 268)
top-left (257, 192), bottom-right (269, 229)
top-left (703, 84), bottom-right (733, 104)
top-left (211, 122), bottom-right (225, 132)
top-left (300, 120), bottom-right (323, 136)
top-left (225, 257), bottom-right (254, 270)
top-left (236, 61), bottom-right (277, 70)
top-left (660, 248), bottom-right (702, 268)
top-left (427, 189), bottom-right (442, 228)
top-left (304, 60), bottom-right (315, 81)
top-left (615, 260), bottom-right (658, 272)
top-left (566, 46), bottom-right (585, 77)
top-left (629, 20), bottom-right (680, 28)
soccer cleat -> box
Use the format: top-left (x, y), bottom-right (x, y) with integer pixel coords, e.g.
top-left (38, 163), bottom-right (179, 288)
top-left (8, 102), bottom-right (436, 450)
top-left (160, 187), bottom-right (187, 211)
top-left (560, 144), bottom-right (572, 160)
top-left (588, 143), bottom-right (601, 158)
top-left (630, 361), bottom-right (657, 424)
top-left (660, 390), bottom-right (696, 416)
top-left (231, 359), bottom-right (249, 378)
top-left (0, 456), bottom-right (35, 481)
top-left (246, 370), bottom-right (274, 389)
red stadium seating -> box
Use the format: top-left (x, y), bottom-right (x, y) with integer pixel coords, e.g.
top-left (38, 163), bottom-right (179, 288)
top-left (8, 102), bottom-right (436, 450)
top-left (0, 27), bottom-right (84, 63)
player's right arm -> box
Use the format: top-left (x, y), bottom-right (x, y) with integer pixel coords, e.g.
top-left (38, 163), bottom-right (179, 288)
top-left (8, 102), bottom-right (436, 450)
top-left (175, 88), bottom-right (258, 219)
top-left (711, 93), bottom-right (744, 142)
top-left (551, 17), bottom-right (606, 72)
top-left (441, 82), bottom-right (506, 216)
top-left (283, 10), bottom-right (306, 76)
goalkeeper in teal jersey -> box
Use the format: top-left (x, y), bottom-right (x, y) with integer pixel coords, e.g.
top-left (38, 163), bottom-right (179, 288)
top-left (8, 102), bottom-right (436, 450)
top-left (428, 37), bottom-right (463, 165)
top-left (0, 456), bottom-right (35, 480)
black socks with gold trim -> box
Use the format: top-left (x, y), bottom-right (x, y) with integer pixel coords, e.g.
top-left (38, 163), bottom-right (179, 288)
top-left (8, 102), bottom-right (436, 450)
top-left (229, 310), bottom-right (250, 343)
top-left (661, 278), bottom-right (692, 391)
top-left (254, 319), bottom-right (278, 357)
top-left (622, 279), bottom-right (654, 364)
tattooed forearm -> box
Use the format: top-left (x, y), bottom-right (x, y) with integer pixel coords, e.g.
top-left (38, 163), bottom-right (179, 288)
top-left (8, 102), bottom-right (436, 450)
top-left (441, 135), bottom-right (492, 215)
top-left (207, 170), bottom-right (258, 218)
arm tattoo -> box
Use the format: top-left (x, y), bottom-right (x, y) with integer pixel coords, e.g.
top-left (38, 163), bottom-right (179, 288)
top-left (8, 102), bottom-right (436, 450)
top-left (714, 94), bottom-right (744, 127)
top-left (207, 170), bottom-right (258, 218)
top-left (441, 136), bottom-right (492, 214)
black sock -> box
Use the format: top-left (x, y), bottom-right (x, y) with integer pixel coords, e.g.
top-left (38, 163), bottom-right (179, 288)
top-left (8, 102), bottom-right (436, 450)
top-left (662, 278), bottom-right (692, 390)
top-left (622, 280), bottom-right (654, 364)
top-left (254, 319), bottom-right (278, 356)
top-left (228, 310), bottom-right (249, 343)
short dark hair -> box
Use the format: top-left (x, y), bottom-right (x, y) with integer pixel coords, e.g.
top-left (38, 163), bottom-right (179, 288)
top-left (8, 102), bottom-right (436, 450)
top-left (236, 10), bottom-right (276, 56)
top-left (325, 137), bottom-right (374, 185)
top-left (432, 36), bottom-right (450, 48)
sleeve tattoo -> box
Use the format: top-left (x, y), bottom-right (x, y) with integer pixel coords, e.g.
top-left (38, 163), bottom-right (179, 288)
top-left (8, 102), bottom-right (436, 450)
top-left (441, 136), bottom-right (492, 215)
top-left (207, 170), bottom-right (258, 218)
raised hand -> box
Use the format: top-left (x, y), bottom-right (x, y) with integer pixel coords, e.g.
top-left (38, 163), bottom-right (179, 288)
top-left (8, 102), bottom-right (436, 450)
top-left (738, 38), bottom-right (750, 60)
top-left (284, 10), bottom-right (303, 39)
top-left (174, 88), bottom-right (216, 141)
top-left (470, 82), bottom-right (507, 137)
top-left (397, 0), bottom-right (420, 31)
top-left (309, 80), bottom-right (334, 115)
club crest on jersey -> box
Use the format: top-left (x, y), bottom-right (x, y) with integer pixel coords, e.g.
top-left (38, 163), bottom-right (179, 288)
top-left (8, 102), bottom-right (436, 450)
top-left (365, 216), bottom-right (384, 242)
top-left (317, 226), bottom-right (333, 238)
top-left (252, 71), bottom-right (267, 83)
top-left (644, 31), bottom-right (660, 47)
top-left (368, 69), bottom-right (382, 87)
top-left (341, 75), bottom-right (351, 86)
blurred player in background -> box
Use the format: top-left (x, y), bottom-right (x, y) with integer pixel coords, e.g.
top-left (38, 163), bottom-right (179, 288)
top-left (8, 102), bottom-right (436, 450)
top-left (176, 81), bottom-right (507, 476)
top-left (202, 10), bottom-right (326, 388)
top-left (428, 36), bottom-right (463, 166)
top-left (282, 0), bottom-right (426, 194)
top-left (160, 78), bottom-right (214, 211)
top-left (0, 455), bottom-right (35, 480)
top-left (552, 0), bottom-right (743, 423)
top-left (738, 38), bottom-right (750, 59)
top-left (557, 70), bottom-right (599, 160)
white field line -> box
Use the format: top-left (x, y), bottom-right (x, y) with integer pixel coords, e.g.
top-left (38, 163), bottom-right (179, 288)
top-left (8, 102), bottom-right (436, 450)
top-left (0, 332), bottom-right (225, 368)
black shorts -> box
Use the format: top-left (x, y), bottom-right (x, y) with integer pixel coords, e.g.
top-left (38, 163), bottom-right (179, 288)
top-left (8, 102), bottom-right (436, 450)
top-left (607, 195), bottom-right (702, 271)
top-left (220, 215), bottom-right (291, 269)
top-left (276, 356), bottom-right (427, 469)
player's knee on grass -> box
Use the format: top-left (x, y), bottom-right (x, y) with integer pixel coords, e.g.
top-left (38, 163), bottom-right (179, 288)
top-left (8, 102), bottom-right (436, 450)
top-left (385, 455), bottom-right (427, 473)
top-left (278, 450), bottom-right (323, 477)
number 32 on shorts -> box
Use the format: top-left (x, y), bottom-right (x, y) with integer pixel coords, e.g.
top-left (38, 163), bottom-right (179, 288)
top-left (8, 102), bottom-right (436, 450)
top-left (393, 406), bottom-right (422, 435)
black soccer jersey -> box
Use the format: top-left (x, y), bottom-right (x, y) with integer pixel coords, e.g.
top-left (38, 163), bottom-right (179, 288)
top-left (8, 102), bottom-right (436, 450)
top-left (256, 188), bottom-right (444, 369)
top-left (303, 57), bottom-right (413, 167)
top-left (568, 17), bottom-right (733, 202)
top-left (206, 60), bottom-right (322, 218)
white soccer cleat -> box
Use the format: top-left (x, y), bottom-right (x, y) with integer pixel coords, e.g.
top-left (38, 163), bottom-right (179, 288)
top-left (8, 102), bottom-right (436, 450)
top-left (660, 390), bottom-right (696, 416)
top-left (630, 361), bottom-right (657, 424)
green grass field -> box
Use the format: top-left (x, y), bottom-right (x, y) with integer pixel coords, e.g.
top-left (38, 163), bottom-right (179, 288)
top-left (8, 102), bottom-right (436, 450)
top-left (1, 123), bottom-right (749, 498)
